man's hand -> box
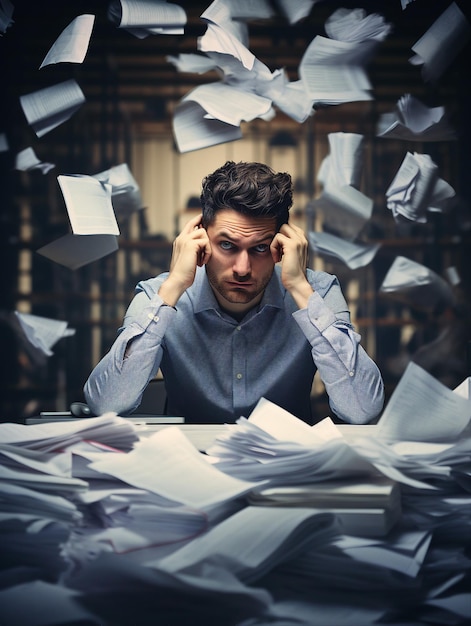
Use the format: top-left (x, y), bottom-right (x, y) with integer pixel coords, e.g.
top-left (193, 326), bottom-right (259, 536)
top-left (270, 222), bottom-right (314, 309)
top-left (159, 214), bottom-right (211, 306)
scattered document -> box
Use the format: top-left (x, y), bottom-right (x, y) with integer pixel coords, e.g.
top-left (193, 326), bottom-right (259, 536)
top-left (317, 132), bottom-right (364, 188)
top-left (314, 184), bottom-right (373, 241)
top-left (39, 14), bottom-right (95, 68)
top-left (308, 231), bottom-right (381, 270)
top-left (324, 7), bottom-right (392, 44)
top-left (89, 425), bottom-right (262, 509)
top-left (172, 100), bottom-right (243, 153)
top-left (379, 255), bottom-right (455, 313)
top-left (154, 505), bottom-right (337, 584)
top-left (0, 0), bottom-right (14, 36)
top-left (377, 94), bottom-right (456, 141)
top-left (58, 174), bottom-right (120, 236)
top-left (93, 162), bottom-right (144, 220)
top-left (0, 413), bottom-right (139, 452)
top-left (14, 311), bottom-right (75, 357)
top-left (299, 36), bottom-right (373, 105)
top-left (107, 0), bottom-right (187, 38)
top-left (37, 174), bottom-right (121, 269)
top-left (409, 2), bottom-right (471, 82)
top-left (386, 151), bottom-right (456, 223)
top-left (19, 79), bottom-right (86, 138)
top-left (276, 0), bottom-right (317, 25)
top-left (14, 147), bottom-right (55, 174)
top-left (376, 362), bottom-right (471, 442)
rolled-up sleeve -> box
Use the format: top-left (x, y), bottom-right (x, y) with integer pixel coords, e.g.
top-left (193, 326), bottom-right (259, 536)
top-left (84, 291), bottom-right (176, 416)
top-left (293, 286), bottom-right (384, 424)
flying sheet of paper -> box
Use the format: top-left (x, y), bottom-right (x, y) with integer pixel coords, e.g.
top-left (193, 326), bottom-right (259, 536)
top-left (379, 255), bottom-right (455, 313)
top-left (39, 14), bottom-right (95, 68)
top-left (386, 151), bottom-right (455, 223)
top-left (308, 231), bottom-right (381, 270)
top-left (317, 132), bottom-right (364, 188)
top-left (0, 0), bottom-right (14, 35)
top-left (19, 79), bottom-right (86, 137)
top-left (324, 7), bottom-right (391, 43)
top-left (409, 2), bottom-right (471, 82)
top-left (314, 184), bottom-right (373, 241)
top-left (376, 362), bottom-right (471, 441)
top-left (14, 147), bottom-right (55, 174)
top-left (172, 100), bottom-right (243, 153)
top-left (58, 174), bottom-right (120, 236)
top-left (14, 311), bottom-right (74, 356)
top-left (108, 0), bottom-right (187, 38)
top-left (93, 163), bottom-right (144, 219)
top-left (299, 35), bottom-right (374, 105)
top-left (377, 94), bottom-right (456, 141)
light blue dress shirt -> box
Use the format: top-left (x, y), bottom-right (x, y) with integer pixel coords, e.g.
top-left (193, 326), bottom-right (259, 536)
top-left (84, 265), bottom-right (384, 424)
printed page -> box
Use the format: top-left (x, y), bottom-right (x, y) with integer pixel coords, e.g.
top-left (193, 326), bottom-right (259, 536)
top-left (198, 21), bottom-right (255, 70)
top-left (89, 426), bottom-right (261, 509)
top-left (182, 82), bottom-right (272, 126)
top-left (153, 505), bottom-right (335, 583)
top-left (19, 79), bottom-right (86, 137)
top-left (39, 14), bottom-right (95, 68)
top-left (377, 362), bottom-right (471, 441)
top-left (58, 174), bottom-right (120, 235)
top-left (173, 100), bottom-right (242, 153)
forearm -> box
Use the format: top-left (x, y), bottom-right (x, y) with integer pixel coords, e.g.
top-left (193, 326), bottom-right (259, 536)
top-left (294, 291), bottom-right (384, 424)
top-left (84, 296), bottom-right (175, 416)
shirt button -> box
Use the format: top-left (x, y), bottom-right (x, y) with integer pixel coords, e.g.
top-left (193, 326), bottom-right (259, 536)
top-left (236, 325), bottom-right (241, 331)
top-left (147, 313), bottom-right (159, 323)
top-left (349, 371), bottom-right (354, 377)
top-left (236, 373), bottom-right (243, 380)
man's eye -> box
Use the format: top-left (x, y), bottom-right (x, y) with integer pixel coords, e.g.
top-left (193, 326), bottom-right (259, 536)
top-left (253, 244), bottom-right (269, 253)
top-left (220, 241), bottom-right (234, 250)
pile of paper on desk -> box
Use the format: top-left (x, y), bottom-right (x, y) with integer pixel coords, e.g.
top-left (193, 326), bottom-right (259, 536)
top-left (0, 364), bottom-right (470, 625)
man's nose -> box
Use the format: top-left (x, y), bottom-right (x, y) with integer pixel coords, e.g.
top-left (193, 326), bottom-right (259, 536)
top-left (233, 250), bottom-right (251, 277)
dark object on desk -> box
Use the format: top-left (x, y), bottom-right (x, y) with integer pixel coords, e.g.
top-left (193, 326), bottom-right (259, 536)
top-left (70, 402), bottom-right (93, 417)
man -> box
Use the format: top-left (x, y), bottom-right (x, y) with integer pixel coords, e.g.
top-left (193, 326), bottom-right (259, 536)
top-left (84, 161), bottom-right (384, 424)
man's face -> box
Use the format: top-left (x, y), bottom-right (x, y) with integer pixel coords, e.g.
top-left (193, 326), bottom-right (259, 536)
top-left (205, 209), bottom-right (277, 315)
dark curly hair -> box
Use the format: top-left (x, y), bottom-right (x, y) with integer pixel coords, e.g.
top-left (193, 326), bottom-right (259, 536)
top-left (200, 161), bottom-right (293, 230)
